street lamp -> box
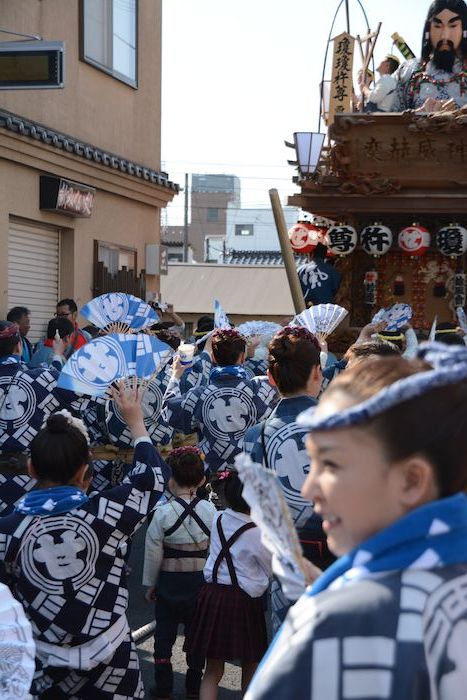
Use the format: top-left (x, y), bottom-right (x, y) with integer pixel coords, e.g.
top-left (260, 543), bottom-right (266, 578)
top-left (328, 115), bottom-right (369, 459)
top-left (293, 132), bottom-right (326, 176)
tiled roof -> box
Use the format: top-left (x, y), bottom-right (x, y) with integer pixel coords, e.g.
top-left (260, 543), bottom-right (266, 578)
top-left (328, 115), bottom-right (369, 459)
top-left (223, 249), bottom-right (308, 266)
top-left (0, 109), bottom-right (179, 192)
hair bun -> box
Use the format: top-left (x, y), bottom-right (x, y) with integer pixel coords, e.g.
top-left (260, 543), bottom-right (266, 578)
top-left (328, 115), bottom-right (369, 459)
top-left (270, 335), bottom-right (295, 361)
top-left (46, 413), bottom-right (70, 434)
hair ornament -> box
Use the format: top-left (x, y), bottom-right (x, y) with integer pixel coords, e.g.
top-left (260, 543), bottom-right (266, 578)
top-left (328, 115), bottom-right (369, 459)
top-left (48, 409), bottom-right (90, 444)
top-left (0, 323), bottom-right (20, 340)
top-left (217, 469), bottom-right (233, 481)
top-left (297, 342), bottom-right (467, 432)
top-left (212, 328), bottom-right (246, 343)
top-left (276, 325), bottom-right (320, 348)
top-left (169, 445), bottom-right (204, 461)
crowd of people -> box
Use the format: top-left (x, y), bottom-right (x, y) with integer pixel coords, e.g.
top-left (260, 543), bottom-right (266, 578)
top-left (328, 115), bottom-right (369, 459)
top-left (0, 290), bottom-right (466, 700)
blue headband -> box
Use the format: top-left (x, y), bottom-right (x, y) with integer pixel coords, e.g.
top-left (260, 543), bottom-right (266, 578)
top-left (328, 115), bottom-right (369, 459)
top-left (297, 342), bottom-right (467, 431)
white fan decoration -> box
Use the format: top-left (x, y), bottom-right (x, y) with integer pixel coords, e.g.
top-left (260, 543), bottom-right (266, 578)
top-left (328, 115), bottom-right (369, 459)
top-left (237, 321), bottom-right (282, 338)
top-left (291, 304), bottom-right (348, 341)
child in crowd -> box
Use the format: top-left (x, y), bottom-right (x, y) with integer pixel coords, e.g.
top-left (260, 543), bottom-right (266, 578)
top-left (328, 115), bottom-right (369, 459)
top-left (185, 471), bottom-right (271, 700)
top-left (143, 446), bottom-right (217, 700)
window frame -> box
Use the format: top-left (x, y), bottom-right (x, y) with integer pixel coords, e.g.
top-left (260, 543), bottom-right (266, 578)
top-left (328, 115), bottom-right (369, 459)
top-left (95, 240), bottom-right (138, 275)
top-left (235, 224), bottom-right (254, 237)
top-left (207, 207), bottom-right (219, 222)
top-left (79, 0), bottom-right (139, 88)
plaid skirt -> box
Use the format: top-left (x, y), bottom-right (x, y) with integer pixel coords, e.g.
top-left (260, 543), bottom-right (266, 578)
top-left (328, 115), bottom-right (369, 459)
top-left (184, 582), bottom-right (267, 662)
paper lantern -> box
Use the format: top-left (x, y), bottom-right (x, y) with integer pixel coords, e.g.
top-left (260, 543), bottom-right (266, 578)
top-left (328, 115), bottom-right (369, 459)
top-left (364, 270), bottom-right (378, 306)
top-left (326, 224), bottom-right (357, 256)
top-left (454, 273), bottom-right (466, 308)
top-left (288, 223), bottom-right (315, 254)
top-left (398, 224), bottom-right (430, 257)
top-left (435, 224), bottom-right (467, 258)
top-left (360, 223), bottom-right (393, 257)
top-left (306, 223), bottom-right (328, 251)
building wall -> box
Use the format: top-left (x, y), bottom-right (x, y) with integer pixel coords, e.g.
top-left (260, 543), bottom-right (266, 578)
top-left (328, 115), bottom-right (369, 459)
top-left (0, 0), bottom-right (177, 335)
top-left (225, 206), bottom-right (299, 252)
top-left (189, 190), bottom-right (235, 261)
top-left (0, 0), bottom-right (162, 169)
top-left (0, 149), bottom-right (163, 334)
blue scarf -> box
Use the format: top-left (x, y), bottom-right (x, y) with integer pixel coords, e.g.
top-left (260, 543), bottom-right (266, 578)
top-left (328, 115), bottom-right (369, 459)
top-left (309, 493), bottom-right (467, 596)
top-left (15, 486), bottom-right (89, 516)
top-left (209, 365), bottom-right (249, 382)
top-left (0, 355), bottom-right (21, 365)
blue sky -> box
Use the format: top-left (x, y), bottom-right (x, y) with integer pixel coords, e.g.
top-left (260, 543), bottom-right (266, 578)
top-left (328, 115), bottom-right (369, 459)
top-left (161, 0), bottom-right (426, 224)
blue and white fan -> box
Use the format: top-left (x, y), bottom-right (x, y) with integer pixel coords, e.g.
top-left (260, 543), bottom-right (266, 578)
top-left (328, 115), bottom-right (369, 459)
top-left (80, 293), bottom-right (159, 333)
top-left (291, 303), bottom-right (348, 341)
top-left (214, 299), bottom-right (231, 329)
top-left (57, 333), bottom-right (173, 396)
top-left (371, 308), bottom-right (387, 325)
top-left (373, 303), bottom-right (412, 332)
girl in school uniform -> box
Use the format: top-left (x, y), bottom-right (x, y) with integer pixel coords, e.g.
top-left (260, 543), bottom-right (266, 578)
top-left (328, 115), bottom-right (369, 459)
top-left (185, 470), bottom-right (271, 700)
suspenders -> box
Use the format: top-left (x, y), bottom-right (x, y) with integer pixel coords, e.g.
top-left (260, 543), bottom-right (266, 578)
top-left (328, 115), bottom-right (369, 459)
top-left (164, 497), bottom-right (211, 537)
top-left (163, 497), bottom-right (211, 560)
top-left (212, 514), bottom-right (256, 587)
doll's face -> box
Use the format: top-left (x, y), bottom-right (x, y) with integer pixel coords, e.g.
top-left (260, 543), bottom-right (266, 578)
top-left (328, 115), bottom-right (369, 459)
top-left (430, 9), bottom-right (463, 52)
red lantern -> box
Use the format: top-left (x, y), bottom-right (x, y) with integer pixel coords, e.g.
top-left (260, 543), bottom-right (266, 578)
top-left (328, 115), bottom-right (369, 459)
top-left (288, 223), bottom-right (315, 254)
top-left (398, 224), bottom-right (430, 257)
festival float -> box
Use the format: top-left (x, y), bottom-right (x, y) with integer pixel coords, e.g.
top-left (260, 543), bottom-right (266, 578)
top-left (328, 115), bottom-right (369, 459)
top-left (274, 0), bottom-right (467, 334)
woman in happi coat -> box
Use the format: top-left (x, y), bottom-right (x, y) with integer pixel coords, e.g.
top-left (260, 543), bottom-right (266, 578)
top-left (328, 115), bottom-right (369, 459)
top-left (246, 342), bottom-right (467, 700)
top-left (0, 385), bottom-right (170, 699)
top-left (244, 326), bottom-right (333, 632)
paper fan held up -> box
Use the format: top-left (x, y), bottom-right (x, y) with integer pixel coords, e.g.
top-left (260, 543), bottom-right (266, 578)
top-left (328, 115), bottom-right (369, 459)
top-left (372, 304), bottom-right (413, 333)
top-left (80, 293), bottom-right (159, 334)
top-left (291, 303), bottom-right (348, 342)
top-left (57, 333), bottom-right (173, 396)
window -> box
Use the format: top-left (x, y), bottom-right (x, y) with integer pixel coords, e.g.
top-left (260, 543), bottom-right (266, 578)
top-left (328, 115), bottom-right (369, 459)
top-left (81, 0), bottom-right (138, 87)
top-left (207, 207), bottom-right (219, 222)
top-left (97, 241), bottom-right (136, 274)
top-left (235, 224), bottom-right (254, 236)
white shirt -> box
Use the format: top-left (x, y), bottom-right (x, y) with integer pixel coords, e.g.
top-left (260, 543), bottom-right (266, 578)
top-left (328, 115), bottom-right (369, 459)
top-left (204, 508), bottom-right (272, 598)
top-left (143, 494), bottom-right (217, 585)
top-left (367, 73), bottom-right (397, 112)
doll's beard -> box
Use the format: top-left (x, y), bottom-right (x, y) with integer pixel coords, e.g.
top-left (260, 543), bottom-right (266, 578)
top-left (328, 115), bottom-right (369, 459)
top-left (432, 42), bottom-right (456, 71)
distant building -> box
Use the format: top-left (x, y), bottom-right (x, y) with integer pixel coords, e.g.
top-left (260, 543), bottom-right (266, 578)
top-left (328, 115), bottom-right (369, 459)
top-left (164, 174), bottom-right (240, 262)
top-left (223, 206), bottom-right (299, 263)
top-left (164, 174), bottom-right (300, 264)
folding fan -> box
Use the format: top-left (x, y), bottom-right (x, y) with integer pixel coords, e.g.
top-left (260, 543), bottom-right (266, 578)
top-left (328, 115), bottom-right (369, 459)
top-left (429, 316), bottom-right (438, 342)
top-left (80, 293), bottom-right (159, 333)
top-left (291, 304), bottom-right (348, 341)
top-left (237, 321), bottom-right (282, 338)
top-left (57, 333), bottom-right (173, 396)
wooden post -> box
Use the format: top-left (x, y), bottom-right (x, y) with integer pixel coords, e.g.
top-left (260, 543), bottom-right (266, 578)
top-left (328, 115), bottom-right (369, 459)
top-left (269, 189), bottom-right (306, 315)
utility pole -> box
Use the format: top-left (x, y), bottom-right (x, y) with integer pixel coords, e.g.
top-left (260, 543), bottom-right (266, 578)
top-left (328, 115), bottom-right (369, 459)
top-left (183, 172), bottom-right (189, 262)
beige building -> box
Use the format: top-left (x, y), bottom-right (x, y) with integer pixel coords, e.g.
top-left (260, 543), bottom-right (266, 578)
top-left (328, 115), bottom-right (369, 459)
top-left (0, 0), bottom-right (178, 341)
top-left (161, 262), bottom-right (295, 334)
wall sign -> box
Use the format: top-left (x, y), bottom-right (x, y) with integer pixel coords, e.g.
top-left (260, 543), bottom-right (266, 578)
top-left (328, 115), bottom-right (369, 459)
top-left (40, 176), bottom-right (95, 217)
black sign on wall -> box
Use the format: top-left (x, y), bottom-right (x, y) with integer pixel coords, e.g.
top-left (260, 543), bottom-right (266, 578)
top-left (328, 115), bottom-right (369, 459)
top-left (40, 175), bottom-right (95, 217)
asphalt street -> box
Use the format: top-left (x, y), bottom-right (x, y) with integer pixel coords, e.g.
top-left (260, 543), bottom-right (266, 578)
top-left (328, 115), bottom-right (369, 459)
top-left (126, 524), bottom-right (242, 699)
